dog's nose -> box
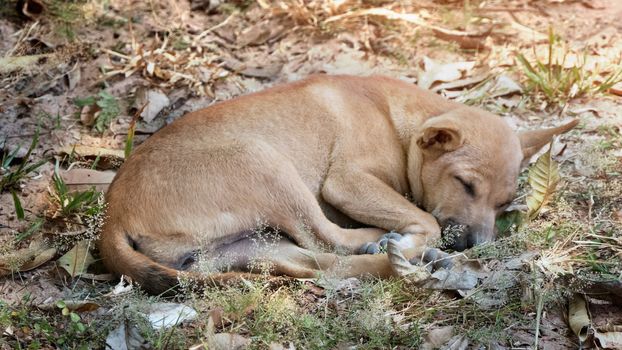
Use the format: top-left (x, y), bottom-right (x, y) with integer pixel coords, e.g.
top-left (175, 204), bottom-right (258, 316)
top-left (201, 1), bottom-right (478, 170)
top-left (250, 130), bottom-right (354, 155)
top-left (466, 234), bottom-right (478, 249)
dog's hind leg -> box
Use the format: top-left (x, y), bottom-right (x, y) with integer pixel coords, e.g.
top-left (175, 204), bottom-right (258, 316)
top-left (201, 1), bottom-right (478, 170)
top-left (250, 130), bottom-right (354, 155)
top-left (211, 236), bottom-right (404, 278)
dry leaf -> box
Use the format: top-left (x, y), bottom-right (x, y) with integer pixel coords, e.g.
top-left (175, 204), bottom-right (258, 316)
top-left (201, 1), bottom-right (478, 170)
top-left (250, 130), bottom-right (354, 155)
top-left (105, 321), bottom-right (147, 350)
top-left (432, 26), bottom-right (492, 50)
top-left (489, 75), bottom-right (522, 98)
top-left (526, 144), bottom-right (560, 221)
top-left (57, 241), bottom-right (95, 277)
top-left (59, 145), bottom-right (124, 170)
top-left (418, 57), bottom-right (475, 90)
top-left (595, 330), bottom-right (622, 349)
top-left (60, 168), bottom-right (116, 192)
top-left (237, 21), bottom-right (284, 47)
top-left (145, 303), bottom-right (198, 330)
top-left (568, 294), bottom-right (591, 343)
top-left (0, 241), bottom-right (57, 276)
top-left (38, 300), bottom-right (100, 313)
top-left (421, 326), bottom-right (455, 350)
top-left (0, 54), bottom-right (53, 74)
top-left (135, 88), bottom-right (170, 123)
top-left (207, 333), bottom-right (251, 350)
top-left (80, 104), bottom-right (100, 127)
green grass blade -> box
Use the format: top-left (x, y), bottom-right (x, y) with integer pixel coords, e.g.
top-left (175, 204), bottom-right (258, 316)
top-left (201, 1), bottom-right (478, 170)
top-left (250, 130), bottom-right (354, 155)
top-left (11, 190), bottom-right (25, 220)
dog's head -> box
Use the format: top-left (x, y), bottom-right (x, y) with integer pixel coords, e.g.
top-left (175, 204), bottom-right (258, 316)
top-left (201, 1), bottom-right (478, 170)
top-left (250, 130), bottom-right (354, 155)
top-left (408, 107), bottom-right (578, 251)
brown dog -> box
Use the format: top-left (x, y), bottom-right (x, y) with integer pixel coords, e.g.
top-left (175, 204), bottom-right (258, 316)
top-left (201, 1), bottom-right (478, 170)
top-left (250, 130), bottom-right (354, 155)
top-left (98, 75), bottom-right (577, 294)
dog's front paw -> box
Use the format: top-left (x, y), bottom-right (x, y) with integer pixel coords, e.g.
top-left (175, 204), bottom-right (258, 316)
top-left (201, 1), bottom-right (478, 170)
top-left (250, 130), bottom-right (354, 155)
top-left (410, 247), bottom-right (454, 270)
top-left (359, 232), bottom-right (404, 254)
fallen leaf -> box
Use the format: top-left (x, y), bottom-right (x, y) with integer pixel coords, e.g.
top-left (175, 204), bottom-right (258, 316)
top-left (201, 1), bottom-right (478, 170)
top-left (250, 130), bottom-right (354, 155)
top-left (144, 303), bottom-right (198, 330)
top-left (38, 300), bottom-right (100, 313)
top-left (432, 26), bottom-right (492, 50)
top-left (60, 168), bottom-right (116, 192)
top-left (489, 75), bottom-right (522, 97)
top-left (207, 333), bottom-right (251, 350)
top-left (105, 321), bottom-right (148, 350)
top-left (526, 144), bottom-right (560, 221)
top-left (223, 58), bottom-right (283, 79)
top-left (569, 294), bottom-right (591, 343)
top-left (237, 21), bottom-right (284, 47)
top-left (418, 57), bottom-right (475, 90)
top-left (106, 275), bottom-right (134, 296)
top-left (0, 54), bottom-right (53, 74)
top-left (421, 326), bottom-right (455, 350)
top-left (135, 89), bottom-right (170, 123)
top-left (595, 330), bottom-right (622, 349)
top-left (0, 241), bottom-right (57, 276)
top-left (432, 73), bottom-right (490, 93)
top-left (443, 335), bottom-right (469, 350)
top-left (57, 241), bottom-right (95, 277)
top-left (65, 65), bottom-right (81, 91)
top-left (80, 104), bottom-right (100, 127)
top-left (59, 145), bottom-right (124, 170)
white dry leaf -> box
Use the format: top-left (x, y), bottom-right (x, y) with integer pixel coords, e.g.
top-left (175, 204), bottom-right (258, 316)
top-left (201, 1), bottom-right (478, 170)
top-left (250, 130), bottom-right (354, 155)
top-left (489, 75), bottom-right (522, 98)
top-left (421, 326), bottom-right (455, 350)
top-left (442, 335), bottom-right (469, 350)
top-left (135, 89), bottom-right (170, 123)
top-left (60, 168), bottom-right (116, 192)
top-left (105, 322), bottom-right (147, 350)
top-left (431, 72), bottom-right (490, 93)
top-left (418, 57), bottom-right (475, 90)
top-left (143, 302), bottom-right (198, 330)
top-left (595, 330), bottom-right (622, 349)
top-left (110, 275), bottom-right (133, 295)
top-left (189, 333), bottom-right (252, 350)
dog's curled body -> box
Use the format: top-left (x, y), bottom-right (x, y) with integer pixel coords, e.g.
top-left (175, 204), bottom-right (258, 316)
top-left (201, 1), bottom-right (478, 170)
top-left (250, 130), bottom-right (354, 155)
top-left (99, 75), bottom-right (576, 294)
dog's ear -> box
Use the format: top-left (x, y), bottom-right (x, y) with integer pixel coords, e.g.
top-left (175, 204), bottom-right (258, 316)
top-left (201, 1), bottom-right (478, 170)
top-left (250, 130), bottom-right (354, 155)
top-left (518, 119), bottom-right (579, 164)
top-left (416, 117), bottom-right (465, 154)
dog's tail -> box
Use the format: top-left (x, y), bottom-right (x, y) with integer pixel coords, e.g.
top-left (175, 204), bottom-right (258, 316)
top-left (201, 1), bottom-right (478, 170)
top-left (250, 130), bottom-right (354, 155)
top-left (98, 225), bottom-right (253, 295)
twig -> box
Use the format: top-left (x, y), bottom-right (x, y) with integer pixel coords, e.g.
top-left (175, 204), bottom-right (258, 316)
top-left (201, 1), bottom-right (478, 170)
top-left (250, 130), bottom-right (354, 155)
top-left (192, 13), bottom-right (236, 45)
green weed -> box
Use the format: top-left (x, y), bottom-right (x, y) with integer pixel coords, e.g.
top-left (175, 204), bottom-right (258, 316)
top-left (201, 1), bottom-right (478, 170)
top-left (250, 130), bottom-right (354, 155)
top-left (75, 91), bottom-right (120, 133)
top-left (50, 161), bottom-right (103, 220)
top-left (1, 131), bottom-right (47, 219)
top-left (517, 28), bottom-right (622, 107)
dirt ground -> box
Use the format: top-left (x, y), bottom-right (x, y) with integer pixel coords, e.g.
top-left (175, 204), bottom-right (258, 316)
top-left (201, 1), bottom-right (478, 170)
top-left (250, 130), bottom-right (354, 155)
top-left (1, 0), bottom-right (621, 349)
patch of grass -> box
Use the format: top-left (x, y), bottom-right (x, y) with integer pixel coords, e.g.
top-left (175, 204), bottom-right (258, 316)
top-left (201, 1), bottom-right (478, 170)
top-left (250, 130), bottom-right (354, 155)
top-left (192, 278), bottom-right (423, 349)
top-left (1, 131), bottom-right (47, 220)
top-left (47, 0), bottom-right (88, 40)
top-left (0, 296), bottom-right (107, 349)
top-left (49, 161), bottom-right (105, 225)
top-left (517, 28), bottom-right (622, 108)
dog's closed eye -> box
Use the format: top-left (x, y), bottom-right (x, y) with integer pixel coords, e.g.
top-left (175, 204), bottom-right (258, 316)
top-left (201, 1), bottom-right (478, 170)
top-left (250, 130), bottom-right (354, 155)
top-left (454, 176), bottom-right (475, 197)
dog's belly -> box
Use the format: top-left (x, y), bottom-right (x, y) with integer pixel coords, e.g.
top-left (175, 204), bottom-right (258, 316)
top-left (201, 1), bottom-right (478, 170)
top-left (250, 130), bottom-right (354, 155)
top-left (318, 198), bottom-right (365, 228)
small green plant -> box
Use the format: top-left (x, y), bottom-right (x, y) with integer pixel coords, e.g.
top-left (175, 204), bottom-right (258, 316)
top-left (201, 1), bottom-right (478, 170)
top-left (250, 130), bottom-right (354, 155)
top-left (75, 91), bottom-right (120, 133)
top-left (517, 28), bottom-right (622, 107)
top-left (51, 161), bottom-right (103, 219)
top-left (1, 131), bottom-right (47, 219)
top-left (48, 0), bottom-right (86, 40)
top-left (56, 300), bottom-right (87, 334)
